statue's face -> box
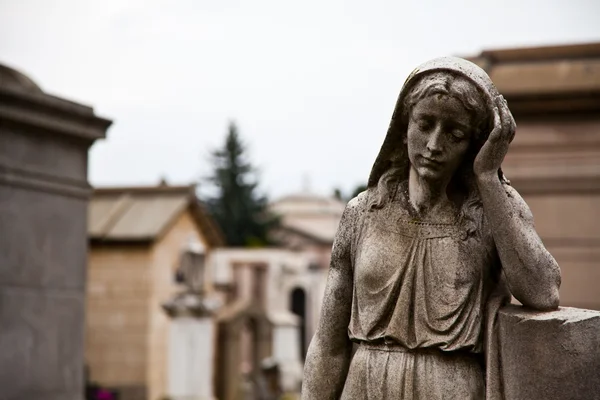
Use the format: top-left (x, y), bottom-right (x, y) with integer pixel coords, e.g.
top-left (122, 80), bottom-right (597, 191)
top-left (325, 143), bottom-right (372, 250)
top-left (406, 94), bottom-right (473, 184)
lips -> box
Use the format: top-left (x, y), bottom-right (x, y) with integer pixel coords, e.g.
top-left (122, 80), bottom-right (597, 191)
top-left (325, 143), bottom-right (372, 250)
top-left (421, 156), bottom-right (443, 167)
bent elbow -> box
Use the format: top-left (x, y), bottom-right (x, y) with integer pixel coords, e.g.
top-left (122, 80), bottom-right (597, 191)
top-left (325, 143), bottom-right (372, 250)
top-left (532, 260), bottom-right (561, 311)
top-left (528, 287), bottom-right (560, 311)
top-left (539, 293), bottom-right (560, 311)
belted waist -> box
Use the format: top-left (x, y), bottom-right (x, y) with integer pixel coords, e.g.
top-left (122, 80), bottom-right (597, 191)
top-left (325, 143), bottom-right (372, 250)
top-left (358, 340), bottom-right (434, 354)
top-left (356, 339), bottom-right (482, 360)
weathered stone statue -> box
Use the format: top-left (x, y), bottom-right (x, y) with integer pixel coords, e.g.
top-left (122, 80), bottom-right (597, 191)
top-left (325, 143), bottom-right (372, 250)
top-left (301, 57), bottom-right (562, 399)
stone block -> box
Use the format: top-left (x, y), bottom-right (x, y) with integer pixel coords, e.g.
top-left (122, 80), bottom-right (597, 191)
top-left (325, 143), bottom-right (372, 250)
top-left (0, 185), bottom-right (88, 290)
top-left (0, 287), bottom-right (84, 400)
top-left (0, 126), bottom-right (89, 182)
top-left (0, 63), bottom-right (110, 400)
top-left (498, 305), bottom-right (600, 400)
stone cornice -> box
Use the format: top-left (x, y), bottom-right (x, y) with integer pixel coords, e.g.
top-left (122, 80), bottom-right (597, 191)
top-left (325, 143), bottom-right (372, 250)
top-left (506, 92), bottom-right (600, 118)
top-left (0, 161), bottom-right (91, 199)
top-left (0, 88), bottom-right (112, 142)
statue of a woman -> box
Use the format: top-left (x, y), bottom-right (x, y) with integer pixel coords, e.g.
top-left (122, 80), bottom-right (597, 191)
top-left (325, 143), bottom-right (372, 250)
top-left (301, 57), bottom-right (561, 399)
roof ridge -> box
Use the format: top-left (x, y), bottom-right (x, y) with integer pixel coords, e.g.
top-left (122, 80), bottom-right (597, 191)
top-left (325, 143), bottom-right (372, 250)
top-left (94, 194), bottom-right (135, 238)
top-left (94, 184), bottom-right (196, 195)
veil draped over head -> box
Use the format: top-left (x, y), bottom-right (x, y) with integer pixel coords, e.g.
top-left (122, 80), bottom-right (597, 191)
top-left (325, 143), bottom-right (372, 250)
top-left (367, 57), bottom-right (511, 189)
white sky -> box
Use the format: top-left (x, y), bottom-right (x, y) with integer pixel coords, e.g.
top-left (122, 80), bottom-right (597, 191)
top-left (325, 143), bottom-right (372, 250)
top-left (1, 0), bottom-right (599, 199)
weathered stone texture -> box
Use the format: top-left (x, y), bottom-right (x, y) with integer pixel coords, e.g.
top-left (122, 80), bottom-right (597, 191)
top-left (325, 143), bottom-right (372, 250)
top-left (498, 305), bottom-right (600, 400)
top-left (0, 287), bottom-right (85, 400)
top-left (0, 186), bottom-right (88, 289)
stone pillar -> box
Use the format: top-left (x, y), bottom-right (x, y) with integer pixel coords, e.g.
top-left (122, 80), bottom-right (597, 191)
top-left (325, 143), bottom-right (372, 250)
top-left (497, 305), bottom-right (600, 400)
top-left (0, 65), bottom-right (111, 399)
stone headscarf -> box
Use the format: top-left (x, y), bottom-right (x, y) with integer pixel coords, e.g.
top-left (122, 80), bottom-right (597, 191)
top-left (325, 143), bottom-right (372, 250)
top-left (367, 56), bottom-right (510, 188)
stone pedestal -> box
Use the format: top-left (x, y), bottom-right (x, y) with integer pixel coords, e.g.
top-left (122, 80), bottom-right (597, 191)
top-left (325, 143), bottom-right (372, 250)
top-left (498, 305), bottom-right (600, 400)
top-left (163, 291), bottom-right (220, 400)
top-left (168, 316), bottom-right (216, 400)
top-left (270, 312), bottom-right (303, 393)
top-left (0, 64), bottom-right (110, 399)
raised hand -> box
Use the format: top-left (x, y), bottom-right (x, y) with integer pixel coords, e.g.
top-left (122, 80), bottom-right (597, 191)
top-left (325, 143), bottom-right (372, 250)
top-left (474, 95), bottom-right (516, 179)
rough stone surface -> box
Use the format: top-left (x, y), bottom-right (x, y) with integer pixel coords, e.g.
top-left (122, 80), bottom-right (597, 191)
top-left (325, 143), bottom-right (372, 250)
top-left (0, 287), bottom-right (84, 399)
top-left (498, 305), bottom-right (600, 400)
top-left (0, 64), bottom-right (110, 400)
top-left (0, 187), bottom-right (88, 289)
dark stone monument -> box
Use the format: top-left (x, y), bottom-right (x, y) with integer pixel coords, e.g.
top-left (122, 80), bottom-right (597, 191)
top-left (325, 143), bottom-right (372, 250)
top-left (0, 63), bottom-right (111, 400)
top-left (301, 57), bottom-right (599, 399)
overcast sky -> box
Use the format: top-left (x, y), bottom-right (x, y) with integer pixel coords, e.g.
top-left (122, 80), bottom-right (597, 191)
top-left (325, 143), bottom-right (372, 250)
top-left (1, 0), bottom-right (599, 199)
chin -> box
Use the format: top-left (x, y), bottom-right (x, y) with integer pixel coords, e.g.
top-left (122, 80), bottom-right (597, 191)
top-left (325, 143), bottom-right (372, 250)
top-left (416, 167), bottom-right (446, 183)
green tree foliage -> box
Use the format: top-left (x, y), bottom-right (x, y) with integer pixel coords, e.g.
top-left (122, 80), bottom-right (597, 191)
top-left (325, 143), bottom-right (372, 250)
top-left (333, 188), bottom-right (343, 201)
top-left (203, 122), bottom-right (277, 247)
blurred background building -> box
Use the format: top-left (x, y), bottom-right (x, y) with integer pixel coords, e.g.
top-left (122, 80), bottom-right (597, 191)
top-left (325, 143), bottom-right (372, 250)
top-left (86, 184), bottom-right (223, 400)
top-left (468, 42), bottom-right (600, 311)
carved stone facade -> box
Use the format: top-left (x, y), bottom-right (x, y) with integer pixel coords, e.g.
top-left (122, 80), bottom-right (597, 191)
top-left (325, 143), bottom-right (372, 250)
top-left (209, 249), bottom-right (311, 398)
top-left (0, 64), bottom-right (111, 400)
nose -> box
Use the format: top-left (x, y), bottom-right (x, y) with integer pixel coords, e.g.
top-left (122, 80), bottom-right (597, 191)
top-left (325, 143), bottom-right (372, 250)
top-left (426, 125), bottom-right (444, 154)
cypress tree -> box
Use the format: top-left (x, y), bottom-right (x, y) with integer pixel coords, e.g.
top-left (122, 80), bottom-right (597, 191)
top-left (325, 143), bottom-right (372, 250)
top-left (203, 122), bottom-right (276, 247)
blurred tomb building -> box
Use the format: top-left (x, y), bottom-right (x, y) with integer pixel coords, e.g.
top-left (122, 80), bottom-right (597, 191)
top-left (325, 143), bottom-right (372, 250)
top-left (268, 192), bottom-right (346, 342)
top-left (85, 183), bottom-right (345, 400)
top-left (207, 191), bottom-right (346, 400)
top-left (86, 184), bottom-right (223, 400)
top-left (467, 42), bottom-right (600, 311)
top-left (86, 185), bottom-right (344, 400)
top-left (0, 63), bottom-right (111, 400)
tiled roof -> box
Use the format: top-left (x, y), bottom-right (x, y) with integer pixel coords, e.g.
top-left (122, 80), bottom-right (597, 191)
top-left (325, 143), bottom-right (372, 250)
top-left (89, 184), bottom-right (225, 247)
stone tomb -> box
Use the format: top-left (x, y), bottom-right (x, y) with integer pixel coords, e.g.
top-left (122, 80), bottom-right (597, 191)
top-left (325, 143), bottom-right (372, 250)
top-left (0, 64), bottom-right (110, 399)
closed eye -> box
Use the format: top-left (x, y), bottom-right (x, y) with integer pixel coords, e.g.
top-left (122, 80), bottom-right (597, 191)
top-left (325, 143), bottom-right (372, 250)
top-left (451, 129), bottom-right (466, 140)
top-left (416, 118), bottom-right (433, 131)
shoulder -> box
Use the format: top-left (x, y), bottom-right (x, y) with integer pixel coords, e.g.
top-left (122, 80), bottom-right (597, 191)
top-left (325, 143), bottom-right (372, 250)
top-left (336, 192), bottom-right (365, 233)
top-left (332, 191), bottom-right (369, 250)
top-left (347, 190), bottom-right (369, 212)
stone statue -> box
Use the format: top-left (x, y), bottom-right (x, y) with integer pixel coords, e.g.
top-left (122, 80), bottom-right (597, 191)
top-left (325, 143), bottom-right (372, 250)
top-left (163, 240), bottom-right (221, 317)
top-left (301, 57), bottom-right (562, 399)
top-left (177, 240), bottom-right (206, 293)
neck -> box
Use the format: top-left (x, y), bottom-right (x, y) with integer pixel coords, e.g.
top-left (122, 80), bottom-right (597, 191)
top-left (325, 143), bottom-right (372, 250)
top-left (408, 167), bottom-right (451, 213)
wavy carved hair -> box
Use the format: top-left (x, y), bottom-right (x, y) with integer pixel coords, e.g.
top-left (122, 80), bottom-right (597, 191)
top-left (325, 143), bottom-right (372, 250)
top-left (368, 72), bottom-right (492, 237)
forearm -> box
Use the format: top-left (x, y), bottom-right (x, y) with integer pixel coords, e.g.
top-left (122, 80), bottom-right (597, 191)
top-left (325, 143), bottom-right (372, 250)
top-left (301, 335), bottom-right (352, 399)
top-left (300, 196), bottom-right (360, 398)
top-left (477, 175), bottom-right (561, 310)
top-left (301, 268), bottom-right (353, 399)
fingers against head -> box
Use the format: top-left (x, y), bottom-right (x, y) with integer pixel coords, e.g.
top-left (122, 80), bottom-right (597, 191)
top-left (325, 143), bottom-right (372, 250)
top-left (498, 95), bottom-right (516, 142)
top-left (489, 98), bottom-right (503, 143)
